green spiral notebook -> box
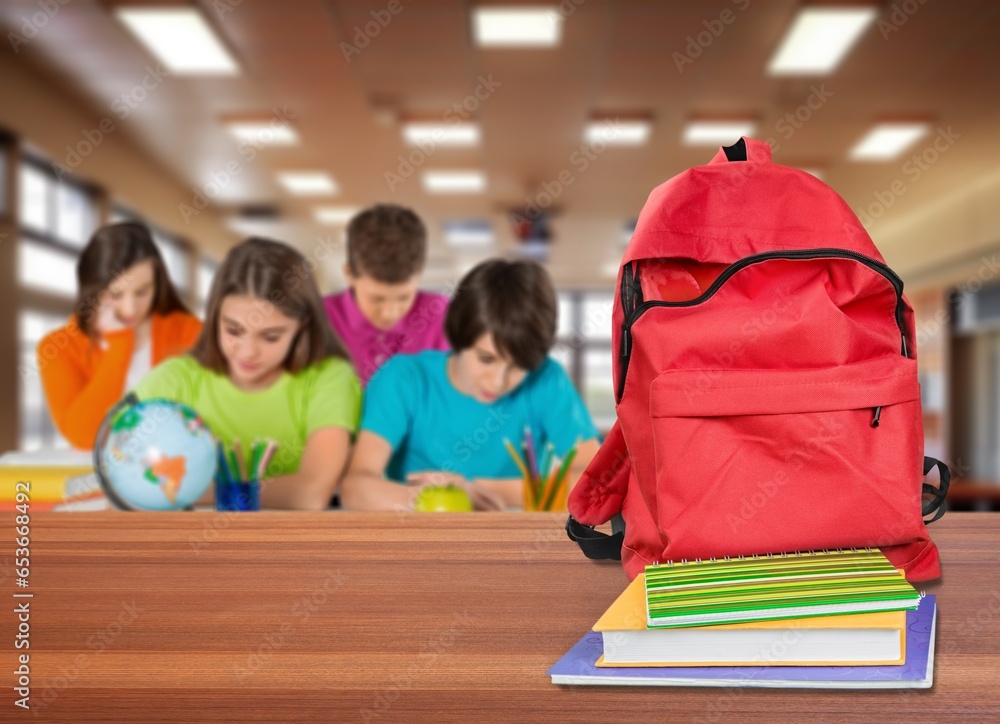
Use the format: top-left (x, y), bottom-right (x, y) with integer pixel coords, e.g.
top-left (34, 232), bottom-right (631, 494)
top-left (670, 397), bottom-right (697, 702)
top-left (644, 548), bottom-right (921, 628)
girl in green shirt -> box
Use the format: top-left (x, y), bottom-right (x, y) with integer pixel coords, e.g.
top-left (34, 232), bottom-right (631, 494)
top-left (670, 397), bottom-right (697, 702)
top-left (136, 237), bottom-right (361, 509)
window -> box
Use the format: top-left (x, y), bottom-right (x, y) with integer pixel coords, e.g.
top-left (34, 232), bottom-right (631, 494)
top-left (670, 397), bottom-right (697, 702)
top-left (19, 310), bottom-right (71, 451)
top-left (16, 156), bottom-right (97, 452)
top-left (19, 162), bottom-right (49, 232)
top-left (154, 231), bottom-right (191, 293)
top-left (580, 293), bottom-right (614, 341)
top-left (56, 182), bottom-right (94, 247)
top-left (19, 157), bottom-right (94, 247)
top-left (554, 291), bottom-right (616, 434)
top-left (196, 256), bottom-right (218, 314)
top-left (18, 241), bottom-right (78, 298)
top-left (557, 292), bottom-right (575, 338)
top-left (582, 348), bottom-right (616, 430)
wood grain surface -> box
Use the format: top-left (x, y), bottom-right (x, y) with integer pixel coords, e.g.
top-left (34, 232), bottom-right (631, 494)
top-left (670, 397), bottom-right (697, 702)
top-left (2, 511), bottom-right (998, 722)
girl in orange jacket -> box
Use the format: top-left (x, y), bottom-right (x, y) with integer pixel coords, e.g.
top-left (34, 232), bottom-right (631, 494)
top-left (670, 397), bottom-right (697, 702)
top-left (37, 222), bottom-right (202, 450)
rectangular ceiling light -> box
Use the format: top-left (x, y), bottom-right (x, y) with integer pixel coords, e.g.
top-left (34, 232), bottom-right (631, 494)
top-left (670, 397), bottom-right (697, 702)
top-left (277, 172), bottom-right (338, 196)
top-left (768, 7), bottom-right (877, 75)
top-left (226, 121), bottom-right (299, 146)
top-left (585, 119), bottom-right (652, 146)
top-left (313, 206), bottom-right (360, 225)
top-left (403, 122), bottom-right (481, 147)
top-left (849, 123), bottom-right (930, 160)
top-left (682, 121), bottom-right (756, 146)
top-left (422, 171), bottom-right (486, 194)
top-left (473, 7), bottom-right (562, 47)
top-left (443, 220), bottom-right (494, 250)
top-left (115, 7), bottom-right (240, 75)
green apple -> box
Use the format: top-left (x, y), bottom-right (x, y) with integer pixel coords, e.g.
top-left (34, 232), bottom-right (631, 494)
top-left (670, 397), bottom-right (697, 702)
top-left (413, 485), bottom-right (474, 512)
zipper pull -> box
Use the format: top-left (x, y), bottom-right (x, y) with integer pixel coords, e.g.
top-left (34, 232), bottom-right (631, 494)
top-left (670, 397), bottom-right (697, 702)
top-left (620, 323), bottom-right (631, 357)
top-left (871, 406), bottom-right (882, 428)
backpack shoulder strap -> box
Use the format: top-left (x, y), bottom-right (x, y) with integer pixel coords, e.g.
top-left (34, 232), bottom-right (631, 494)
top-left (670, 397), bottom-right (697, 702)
top-left (922, 456), bottom-right (950, 523)
top-left (566, 512), bottom-right (625, 560)
top-left (566, 420), bottom-right (631, 560)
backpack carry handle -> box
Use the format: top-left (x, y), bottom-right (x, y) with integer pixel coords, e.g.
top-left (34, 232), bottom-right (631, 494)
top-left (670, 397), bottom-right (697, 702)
top-left (712, 136), bottom-right (773, 165)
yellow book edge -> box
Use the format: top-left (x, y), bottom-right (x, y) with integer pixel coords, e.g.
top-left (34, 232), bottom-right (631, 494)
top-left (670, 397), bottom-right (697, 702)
top-left (593, 572), bottom-right (905, 668)
top-left (0, 466), bottom-right (94, 501)
top-left (594, 653), bottom-right (905, 668)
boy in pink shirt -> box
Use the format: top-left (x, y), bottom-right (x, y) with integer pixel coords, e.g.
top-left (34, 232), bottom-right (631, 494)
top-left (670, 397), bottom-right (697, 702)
top-left (323, 204), bottom-right (449, 386)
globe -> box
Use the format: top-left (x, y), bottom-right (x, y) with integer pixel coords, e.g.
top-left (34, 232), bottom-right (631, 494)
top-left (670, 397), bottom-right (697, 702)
top-left (94, 394), bottom-right (217, 511)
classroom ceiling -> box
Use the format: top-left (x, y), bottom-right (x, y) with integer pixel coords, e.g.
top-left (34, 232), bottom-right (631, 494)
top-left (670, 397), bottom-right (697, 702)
top-left (2, 0), bottom-right (1000, 287)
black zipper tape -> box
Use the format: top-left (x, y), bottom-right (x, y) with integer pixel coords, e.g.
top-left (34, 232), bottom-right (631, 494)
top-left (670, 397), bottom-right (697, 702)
top-left (614, 249), bottom-right (909, 402)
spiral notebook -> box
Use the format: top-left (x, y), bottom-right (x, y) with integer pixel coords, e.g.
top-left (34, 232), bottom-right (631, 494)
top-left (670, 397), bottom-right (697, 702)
top-left (645, 548), bottom-right (921, 628)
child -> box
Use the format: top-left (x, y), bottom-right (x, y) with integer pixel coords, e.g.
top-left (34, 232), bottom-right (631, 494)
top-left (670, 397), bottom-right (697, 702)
top-left (340, 259), bottom-right (600, 512)
top-left (39, 222), bottom-right (201, 450)
top-left (135, 238), bottom-right (361, 510)
top-left (323, 204), bottom-right (449, 386)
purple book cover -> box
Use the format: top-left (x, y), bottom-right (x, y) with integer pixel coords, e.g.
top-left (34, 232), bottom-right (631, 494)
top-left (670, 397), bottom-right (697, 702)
top-left (548, 595), bottom-right (936, 688)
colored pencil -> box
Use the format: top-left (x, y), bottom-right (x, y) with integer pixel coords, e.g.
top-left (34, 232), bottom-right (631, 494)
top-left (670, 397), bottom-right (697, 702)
top-left (233, 439), bottom-right (248, 480)
top-left (216, 442), bottom-right (233, 481)
top-left (523, 426), bottom-right (540, 481)
top-left (553, 446), bottom-right (577, 485)
top-left (541, 445), bottom-right (578, 511)
top-left (503, 438), bottom-right (530, 479)
top-left (539, 442), bottom-right (554, 482)
top-left (257, 440), bottom-right (278, 479)
top-left (247, 440), bottom-right (259, 481)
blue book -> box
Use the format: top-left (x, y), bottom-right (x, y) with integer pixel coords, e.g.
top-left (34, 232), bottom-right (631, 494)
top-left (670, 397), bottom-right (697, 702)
top-left (548, 595), bottom-right (936, 689)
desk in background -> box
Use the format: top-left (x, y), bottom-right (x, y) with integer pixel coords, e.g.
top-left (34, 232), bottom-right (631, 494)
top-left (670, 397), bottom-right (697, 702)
top-left (5, 512), bottom-right (999, 721)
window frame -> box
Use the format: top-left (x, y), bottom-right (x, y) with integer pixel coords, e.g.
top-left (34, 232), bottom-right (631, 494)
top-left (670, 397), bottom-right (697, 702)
top-left (18, 153), bottom-right (99, 255)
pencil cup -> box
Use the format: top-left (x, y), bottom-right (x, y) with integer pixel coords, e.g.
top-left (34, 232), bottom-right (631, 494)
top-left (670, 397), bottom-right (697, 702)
top-left (215, 476), bottom-right (260, 511)
top-left (522, 475), bottom-right (568, 512)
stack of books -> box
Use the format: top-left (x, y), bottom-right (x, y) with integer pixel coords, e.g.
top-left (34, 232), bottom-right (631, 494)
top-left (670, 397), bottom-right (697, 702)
top-left (549, 548), bottom-right (937, 688)
top-left (0, 449), bottom-right (105, 511)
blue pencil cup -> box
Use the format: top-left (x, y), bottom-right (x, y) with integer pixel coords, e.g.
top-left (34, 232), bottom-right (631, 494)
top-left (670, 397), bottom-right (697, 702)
top-left (215, 477), bottom-right (260, 511)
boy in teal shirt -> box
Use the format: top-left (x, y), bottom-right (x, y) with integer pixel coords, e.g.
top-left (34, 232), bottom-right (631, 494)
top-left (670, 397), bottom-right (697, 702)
top-left (340, 260), bottom-right (599, 511)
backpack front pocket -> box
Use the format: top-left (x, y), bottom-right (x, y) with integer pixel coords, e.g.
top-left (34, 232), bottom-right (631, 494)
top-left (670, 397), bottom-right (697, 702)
top-left (649, 356), bottom-right (924, 561)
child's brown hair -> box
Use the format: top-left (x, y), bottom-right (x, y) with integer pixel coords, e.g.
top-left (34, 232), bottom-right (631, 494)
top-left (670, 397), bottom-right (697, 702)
top-left (192, 237), bottom-right (349, 373)
top-left (346, 204), bottom-right (427, 283)
top-left (75, 222), bottom-right (190, 337)
top-left (444, 259), bottom-right (557, 371)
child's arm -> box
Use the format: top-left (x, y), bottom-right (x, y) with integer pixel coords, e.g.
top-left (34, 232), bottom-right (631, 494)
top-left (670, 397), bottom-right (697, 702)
top-left (259, 427), bottom-right (352, 510)
top-left (40, 328), bottom-right (134, 449)
top-left (404, 472), bottom-right (507, 510)
top-left (339, 431), bottom-right (419, 511)
top-left (407, 474), bottom-right (518, 509)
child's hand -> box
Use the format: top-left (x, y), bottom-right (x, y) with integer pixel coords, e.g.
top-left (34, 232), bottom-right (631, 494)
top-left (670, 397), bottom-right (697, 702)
top-left (96, 297), bottom-right (127, 335)
top-left (406, 471), bottom-right (466, 489)
top-left (406, 472), bottom-right (505, 511)
top-left (463, 485), bottom-right (506, 512)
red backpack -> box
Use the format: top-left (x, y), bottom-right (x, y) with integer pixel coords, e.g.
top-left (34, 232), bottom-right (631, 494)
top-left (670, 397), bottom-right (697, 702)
top-left (567, 137), bottom-right (949, 583)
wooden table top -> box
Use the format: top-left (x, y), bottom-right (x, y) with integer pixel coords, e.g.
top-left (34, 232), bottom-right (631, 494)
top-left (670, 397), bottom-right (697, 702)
top-left (5, 511), bottom-right (999, 722)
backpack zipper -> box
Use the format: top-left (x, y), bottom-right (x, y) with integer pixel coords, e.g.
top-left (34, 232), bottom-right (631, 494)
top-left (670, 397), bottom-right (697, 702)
top-left (616, 249), bottom-right (909, 402)
top-left (872, 406), bottom-right (883, 427)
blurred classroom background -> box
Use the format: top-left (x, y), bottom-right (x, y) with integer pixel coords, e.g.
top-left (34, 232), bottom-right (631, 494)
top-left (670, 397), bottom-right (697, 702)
top-left (0, 1), bottom-right (997, 508)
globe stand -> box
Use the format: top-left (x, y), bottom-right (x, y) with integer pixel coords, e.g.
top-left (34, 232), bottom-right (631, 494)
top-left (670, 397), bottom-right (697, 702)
top-left (93, 393), bottom-right (140, 511)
